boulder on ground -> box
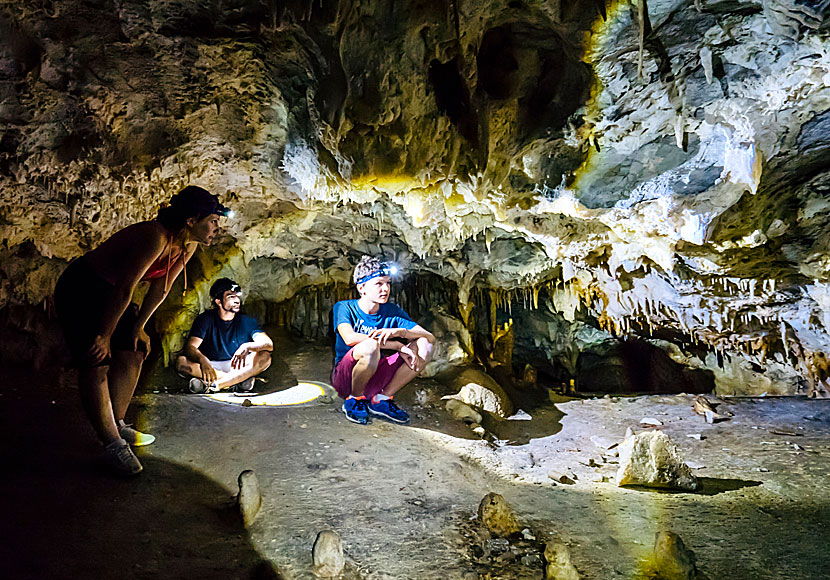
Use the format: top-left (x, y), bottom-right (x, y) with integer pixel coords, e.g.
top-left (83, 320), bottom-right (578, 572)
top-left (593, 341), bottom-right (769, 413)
top-left (312, 530), bottom-right (345, 578)
top-left (544, 541), bottom-right (580, 580)
top-left (477, 492), bottom-right (521, 537)
top-left (237, 470), bottom-right (262, 527)
top-left (616, 431), bottom-right (698, 490)
top-left (441, 367), bottom-right (514, 418)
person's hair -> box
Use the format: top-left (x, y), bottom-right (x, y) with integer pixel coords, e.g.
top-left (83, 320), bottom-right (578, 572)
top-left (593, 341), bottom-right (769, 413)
top-left (157, 186), bottom-right (227, 233)
top-left (353, 255), bottom-right (384, 284)
top-left (209, 278), bottom-right (241, 304)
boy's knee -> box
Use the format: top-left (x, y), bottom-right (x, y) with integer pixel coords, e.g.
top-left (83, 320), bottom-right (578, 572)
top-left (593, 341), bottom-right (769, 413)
top-left (355, 340), bottom-right (381, 360)
top-left (174, 355), bottom-right (188, 372)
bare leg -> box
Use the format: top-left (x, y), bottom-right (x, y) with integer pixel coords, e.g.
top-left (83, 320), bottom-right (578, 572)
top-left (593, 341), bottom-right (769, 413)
top-left (108, 350), bottom-right (145, 422)
top-left (382, 337), bottom-right (434, 397)
top-left (351, 340), bottom-right (380, 397)
top-left (213, 351), bottom-right (271, 390)
top-left (78, 366), bottom-right (120, 444)
top-left (176, 352), bottom-right (271, 390)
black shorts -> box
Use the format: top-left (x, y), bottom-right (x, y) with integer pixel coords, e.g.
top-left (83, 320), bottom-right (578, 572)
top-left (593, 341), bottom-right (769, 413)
top-left (54, 258), bottom-right (143, 368)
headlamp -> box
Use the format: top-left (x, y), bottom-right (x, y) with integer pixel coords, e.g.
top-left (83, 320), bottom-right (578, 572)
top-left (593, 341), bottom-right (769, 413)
top-left (357, 262), bottom-right (401, 285)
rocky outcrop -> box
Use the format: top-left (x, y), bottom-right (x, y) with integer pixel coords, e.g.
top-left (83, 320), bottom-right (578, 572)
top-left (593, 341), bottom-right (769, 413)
top-left (1, 1), bottom-right (830, 395)
top-left (616, 430), bottom-right (698, 491)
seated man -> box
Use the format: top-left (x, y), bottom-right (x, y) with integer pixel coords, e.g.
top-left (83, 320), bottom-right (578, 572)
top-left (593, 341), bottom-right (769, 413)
top-left (332, 256), bottom-right (435, 425)
top-left (176, 278), bottom-right (273, 393)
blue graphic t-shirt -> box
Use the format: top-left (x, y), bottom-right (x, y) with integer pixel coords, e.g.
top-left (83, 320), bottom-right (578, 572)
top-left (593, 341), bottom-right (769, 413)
top-left (332, 300), bottom-right (417, 365)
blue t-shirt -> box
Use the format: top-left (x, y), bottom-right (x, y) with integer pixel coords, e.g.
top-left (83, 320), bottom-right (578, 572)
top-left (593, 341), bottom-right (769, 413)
top-left (332, 300), bottom-right (417, 365)
top-left (189, 310), bottom-right (262, 362)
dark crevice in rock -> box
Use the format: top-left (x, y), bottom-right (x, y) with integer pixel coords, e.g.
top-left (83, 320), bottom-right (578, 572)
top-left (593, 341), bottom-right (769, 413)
top-left (477, 26), bottom-right (519, 101)
top-left (428, 56), bottom-right (478, 146)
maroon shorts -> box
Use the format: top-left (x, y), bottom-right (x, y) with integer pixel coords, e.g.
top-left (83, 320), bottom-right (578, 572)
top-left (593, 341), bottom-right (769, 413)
top-left (331, 348), bottom-right (405, 400)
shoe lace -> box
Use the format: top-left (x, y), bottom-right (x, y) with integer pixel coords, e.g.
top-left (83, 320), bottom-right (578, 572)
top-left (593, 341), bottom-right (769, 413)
top-left (386, 399), bottom-right (401, 412)
top-left (353, 398), bottom-right (368, 412)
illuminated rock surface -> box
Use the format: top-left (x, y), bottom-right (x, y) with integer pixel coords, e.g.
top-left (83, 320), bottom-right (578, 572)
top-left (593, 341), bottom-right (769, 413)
top-left (1, 0), bottom-right (830, 396)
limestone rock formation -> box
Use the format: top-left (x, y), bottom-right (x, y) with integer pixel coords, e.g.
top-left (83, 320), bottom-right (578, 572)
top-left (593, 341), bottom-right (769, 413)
top-left (1, 0), bottom-right (830, 397)
top-left (651, 531), bottom-right (700, 580)
top-left (311, 530), bottom-right (345, 578)
top-left (616, 431), bottom-right (698, 491)
top-left (441, 367), bottom-right (514, 418)
top-left (237, 469), bottom-right (262, 528)
top-left (477, 492), bottom-right (522, 537)
top-left (544, 541), bottom-right (580, 580)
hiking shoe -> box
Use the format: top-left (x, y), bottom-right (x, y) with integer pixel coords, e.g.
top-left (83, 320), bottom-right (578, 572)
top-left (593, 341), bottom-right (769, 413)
top-left (234, 376), bottom-right (255, 393)
top-left (368, 397), bottom-right (410, 424)
top-left (119, 423), bottom-right (156, 447)
top-left (188, 377), bottom-right (207, 394)
top-left (104, 438), bottom-right (143, 476)
top-left (342, 396), bottom-right (369, 425)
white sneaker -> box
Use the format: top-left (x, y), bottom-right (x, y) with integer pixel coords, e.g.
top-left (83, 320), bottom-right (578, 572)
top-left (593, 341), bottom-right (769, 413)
top-left (104, 438), bottom-right (143, 476)
top-left (118, 423), bottom-right (156, 447)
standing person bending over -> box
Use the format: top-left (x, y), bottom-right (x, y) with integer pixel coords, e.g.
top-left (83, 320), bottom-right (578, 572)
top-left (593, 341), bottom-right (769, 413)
top-left (53, 185), bottom-right (230, 475)
top-left (176, 278), bottom-right (273, 394)
top-left (332, 256), bottom-right (435, 425)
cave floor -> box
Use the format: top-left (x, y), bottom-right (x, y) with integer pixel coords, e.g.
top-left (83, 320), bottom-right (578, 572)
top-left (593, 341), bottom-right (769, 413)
top-left (2, 332), bottom-right (830, 580)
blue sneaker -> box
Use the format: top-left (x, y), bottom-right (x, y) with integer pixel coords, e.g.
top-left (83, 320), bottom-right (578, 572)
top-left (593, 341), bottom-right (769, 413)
top-left (368, 397), bottom-right (410, 424)
top-left (342, 396), bottom-right (369, 424)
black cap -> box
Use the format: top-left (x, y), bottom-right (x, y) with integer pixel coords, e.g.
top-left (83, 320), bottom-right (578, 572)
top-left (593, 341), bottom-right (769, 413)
top-left (209, 278), bottom-right (241, 301)
top-left (172, 186), bottom-right (231, 218)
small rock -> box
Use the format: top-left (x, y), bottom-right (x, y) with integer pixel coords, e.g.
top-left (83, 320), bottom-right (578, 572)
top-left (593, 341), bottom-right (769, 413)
top-left (521, 553), bottom-right (542, 566)
top-left (548, 471), bottom-right (576, 485)
top-left (591, 474), bottom-right (611, 483)
top-left (756, 467), bottom-right (769, 472)
top-left (616, 431), bottom-right (698, 491)
top-left (478, 493), bottom-right (521, 536)
top-left (445, 399), bottom-right (483, 425)
top-left (624, 427), bottom-right (636, 439)
top-left (793, 443), bottom-right (804, 451)
top-left (652, 531), bottom-right (698, 580)
top-left (312, 530), bottom-right (345, 578)
top-left (242, 398), bottom-right (253, 407)
top-left (684, 461), bottom-right (705, 470)
top-left (687, 434), bottom-right (704, 440)
top-left (640, 417), bottom-right (664, 426)
top-left (237, 470), bottom-right (262, 527)
top-left (521, 528), bottom-right (536, 540)
top-left (544, 541), bottom-right (580, 580)
top-left (590, 435), bottom-right (619, 450)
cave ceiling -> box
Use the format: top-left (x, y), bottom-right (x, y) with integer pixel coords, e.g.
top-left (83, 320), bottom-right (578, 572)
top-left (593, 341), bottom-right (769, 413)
top-left (2, 0), bottom-right (830, 390)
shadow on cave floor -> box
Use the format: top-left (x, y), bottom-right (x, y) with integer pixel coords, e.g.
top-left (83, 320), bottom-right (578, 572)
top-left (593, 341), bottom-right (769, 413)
top-left (0, 367), bottom-right (279, 580)
top-left (623, 477), bottom-right (763, 496)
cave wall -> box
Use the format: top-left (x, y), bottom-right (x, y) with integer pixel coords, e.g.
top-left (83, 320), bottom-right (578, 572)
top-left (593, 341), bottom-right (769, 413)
top-left (1, 0), bottom-right (830, 395)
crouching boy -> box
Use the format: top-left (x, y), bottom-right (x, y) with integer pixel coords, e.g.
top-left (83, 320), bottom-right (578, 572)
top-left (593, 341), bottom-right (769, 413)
top-left (332, 256), bottom-right (435, 424)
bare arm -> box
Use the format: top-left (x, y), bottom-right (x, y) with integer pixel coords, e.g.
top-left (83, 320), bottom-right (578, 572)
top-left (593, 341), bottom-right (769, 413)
top-left (336, 322), bottom-right (372, 347)
top-left (135, 243), bottom-right (197, 330)
top-left (249, 331), bottom-right (274, 352)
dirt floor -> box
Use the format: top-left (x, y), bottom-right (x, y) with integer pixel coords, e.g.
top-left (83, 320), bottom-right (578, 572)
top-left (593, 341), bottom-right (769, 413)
top-left (2, 330), bottom-right (830, 580)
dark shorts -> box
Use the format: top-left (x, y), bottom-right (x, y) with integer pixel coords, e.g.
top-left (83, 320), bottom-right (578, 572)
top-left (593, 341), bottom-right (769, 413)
top-left (331, 347), bottom-right (405, 400)
top-left (54, 258), bottom-right (143, 368)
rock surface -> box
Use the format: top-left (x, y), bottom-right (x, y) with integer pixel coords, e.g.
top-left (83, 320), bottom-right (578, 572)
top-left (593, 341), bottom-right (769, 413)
top-left (616, 431), bottom-right (698, 491)
top-left (237, 469), bottom-right (262, 528)
top-left (651, 531), bottom-right (699, 580)
top-left (441, 367), bottom-right (514, 418)
top-left (311, 530), bottom-right (345, 578)
top-left (544, 541), bottom-right (580, 580)
top-left (1, 1), bottom-right (830, 396)
top-left (477, 493), bottom-right (521, 537)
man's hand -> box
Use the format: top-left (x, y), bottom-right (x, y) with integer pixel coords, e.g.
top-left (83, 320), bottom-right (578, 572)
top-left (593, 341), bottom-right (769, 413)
top-left (199, 359), bottom-right (218, 385)
top-left (231, 343), bottom-right (254, 370)
top-left (399, 343), bottom-right (425, 373)
top-left (132, 325), bottom-right (151, 358)
top-left (368, 328), bottom-right (404, 345)
top-left (86, 334), bottom-right (111, 365)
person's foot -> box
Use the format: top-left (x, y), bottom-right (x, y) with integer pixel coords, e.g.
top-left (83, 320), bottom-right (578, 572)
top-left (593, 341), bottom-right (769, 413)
top-left (368, 396), bottom-right (410, 424)
top-left (188, 377), bottom-right (207, 394)
top-left (118, 423), bottom-right (156, 446)
top-left (234, 376), bottom-right (255, 393)
top-left (104, 438), bottom-right (143, 476)
top-left (342, 396), bottom-right (369, 425)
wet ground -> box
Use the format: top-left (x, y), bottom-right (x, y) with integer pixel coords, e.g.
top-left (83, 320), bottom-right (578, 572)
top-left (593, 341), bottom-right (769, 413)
top-left (2, 330), bottom-right (830, 579)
